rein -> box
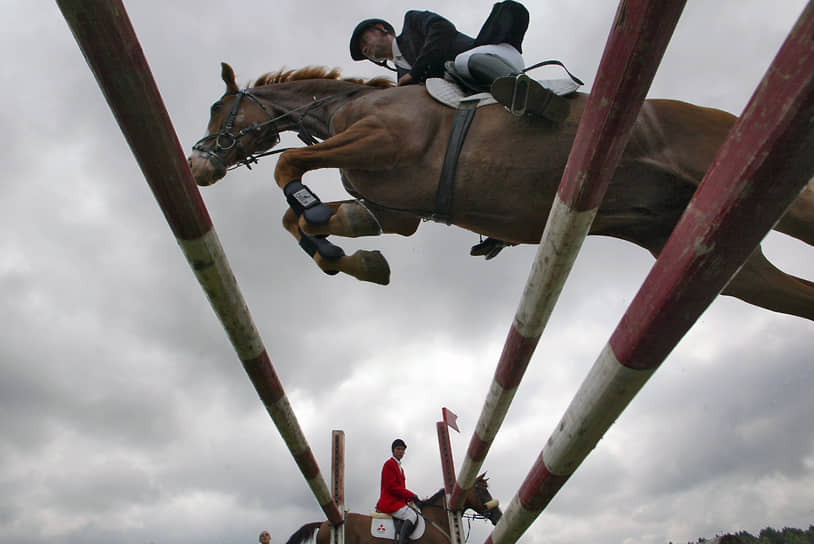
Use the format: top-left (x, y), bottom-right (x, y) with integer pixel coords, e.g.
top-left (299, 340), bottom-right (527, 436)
top-left (193, 86), bottom-right (361, 172)
top-left (407, 503), bottom-right (452, 542)
top-left (409, 488), bottom-right (496, 544)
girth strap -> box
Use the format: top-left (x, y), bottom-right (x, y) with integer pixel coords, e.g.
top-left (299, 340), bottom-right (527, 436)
top-left (433, 98), bottom-right (479, 224)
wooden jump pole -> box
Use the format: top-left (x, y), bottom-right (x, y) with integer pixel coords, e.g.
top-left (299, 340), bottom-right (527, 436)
top-left (450, 0), bottom-right (687, 510)
top-left (487, 3), bottom-right (814, 544)
top-left (331, 430), bottom-right (346, 544)
top-left (56, 0), bottom-right (344, 525)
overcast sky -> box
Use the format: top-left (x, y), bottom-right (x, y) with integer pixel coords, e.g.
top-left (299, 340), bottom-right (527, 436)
top-left (2, 1), bottom-right (813, 544)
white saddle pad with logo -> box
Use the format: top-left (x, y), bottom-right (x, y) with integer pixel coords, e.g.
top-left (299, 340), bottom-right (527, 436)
top-left (425, 77), bottom-right (580, 110)
top-left (369, 515), bottom-right (426, 540)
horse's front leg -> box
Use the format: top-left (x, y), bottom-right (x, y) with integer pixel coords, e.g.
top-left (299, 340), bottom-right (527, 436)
top-left (274, 125), bottom-right (402, 284)
top-left (281, 206), bottom-right (390, 285)
top-left (274, 122), bottom-right (400, 221)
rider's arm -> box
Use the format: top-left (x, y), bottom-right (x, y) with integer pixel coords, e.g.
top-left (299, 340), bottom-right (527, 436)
top-left (402, 10), bottom-right (459, 82)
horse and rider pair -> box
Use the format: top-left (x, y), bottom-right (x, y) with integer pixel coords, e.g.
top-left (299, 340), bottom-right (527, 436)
top-left (278, 439), bottom-right (502, 544)
top-left (187, 0), bottom-right (814, 323)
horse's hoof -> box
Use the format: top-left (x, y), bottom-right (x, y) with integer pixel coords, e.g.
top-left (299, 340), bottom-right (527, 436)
top-left (336, 201), bottom-right (382, 237)
top-left (353, 250), bottom-right (390, 285)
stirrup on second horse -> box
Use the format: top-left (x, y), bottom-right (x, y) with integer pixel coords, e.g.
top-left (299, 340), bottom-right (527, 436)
top-left (284, 180), bottom-right (334, 225)
top-left (490, 73), bottom-right (571, 123)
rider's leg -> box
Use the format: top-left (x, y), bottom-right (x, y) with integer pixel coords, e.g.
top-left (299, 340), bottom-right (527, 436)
top-left (455, 44), bottom-right (571, 123)
top-left (396, 520), bottom-right (414, 544)
top-left (391, 506), bottom-right (418, 544)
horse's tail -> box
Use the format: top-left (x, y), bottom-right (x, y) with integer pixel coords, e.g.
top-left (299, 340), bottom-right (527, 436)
top-left (285, 521), bottom-right (322, 544)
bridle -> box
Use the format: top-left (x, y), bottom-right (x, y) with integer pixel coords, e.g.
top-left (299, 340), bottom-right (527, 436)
top-left (192, 86), bottom-right (362, 173)
top-left (192, 89), bottom-right (283, 173)
top-left (411, 483), bottom-right (501, 542)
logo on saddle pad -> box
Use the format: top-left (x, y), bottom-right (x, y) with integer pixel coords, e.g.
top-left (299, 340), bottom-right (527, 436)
top-left (369, 515), bottom-right (426, 540)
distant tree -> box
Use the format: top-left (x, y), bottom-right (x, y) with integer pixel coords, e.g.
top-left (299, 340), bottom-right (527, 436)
top-left (685, 525), bottom-right (814, 544)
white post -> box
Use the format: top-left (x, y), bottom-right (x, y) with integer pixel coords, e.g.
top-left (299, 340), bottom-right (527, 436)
top-left (331, 430), bottom-right (346, 544)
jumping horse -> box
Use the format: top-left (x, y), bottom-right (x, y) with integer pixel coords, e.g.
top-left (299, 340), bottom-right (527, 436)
top-left (283, 474), bottom-right (501, 544)
top-left (188, 63), bottom-right (814, 322)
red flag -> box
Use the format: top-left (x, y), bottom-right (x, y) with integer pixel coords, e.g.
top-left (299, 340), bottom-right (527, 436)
top-left (442, 407), bottom-right (459, 432)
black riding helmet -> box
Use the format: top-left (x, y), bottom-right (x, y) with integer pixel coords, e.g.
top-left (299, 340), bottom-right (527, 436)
top-left (350, 18), bottom-right (395, 61)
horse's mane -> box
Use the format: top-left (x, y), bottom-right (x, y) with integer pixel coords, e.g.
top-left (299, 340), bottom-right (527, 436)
top-left (426, 489), bottom-right (446, 504)
top-left (285, 521), bottom-right (322, 544)
top-left (252, 66), bottom-right (394, 89)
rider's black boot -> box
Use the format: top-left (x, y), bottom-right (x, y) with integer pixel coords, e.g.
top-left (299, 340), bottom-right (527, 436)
top-left (396, 519), bottom-right (414, 544)
top-left (466, 53), bottom-right (571, 123)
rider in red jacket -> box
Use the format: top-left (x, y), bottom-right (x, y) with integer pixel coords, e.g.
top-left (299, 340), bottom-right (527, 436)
top-left (377, 439), bottom-right (421, 543)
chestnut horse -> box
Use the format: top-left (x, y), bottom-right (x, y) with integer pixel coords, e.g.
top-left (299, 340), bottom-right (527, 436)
top-left (283, 475), bottom-right (501, 544)
top-left (188, 63), bottom-right (814, 322)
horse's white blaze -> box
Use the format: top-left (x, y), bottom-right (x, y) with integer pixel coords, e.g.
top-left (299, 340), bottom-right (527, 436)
top-left (187, 149), bottom-right (217, 186)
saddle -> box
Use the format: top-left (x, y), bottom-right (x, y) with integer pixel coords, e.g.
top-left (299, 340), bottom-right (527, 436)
top-left (424, 68), bottom-right (580, 225)
top-left (369, 513), bottom-right (426, 541)
top-left (424, 62), bottom-right (582, 253)
top-left (426, 61), bottom-right (582, 110)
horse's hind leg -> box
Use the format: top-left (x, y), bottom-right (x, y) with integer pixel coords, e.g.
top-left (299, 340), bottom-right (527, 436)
top-left (301, 200), bottom-right (421, 238)
top-left (774, 179), bottom-right (814, 246)
top-left (282, 207), bottom-right (390, 285)
top-left (722, 244), bottom-right (814, 321)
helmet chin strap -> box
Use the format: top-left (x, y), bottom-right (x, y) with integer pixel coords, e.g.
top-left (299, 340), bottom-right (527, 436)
top-left (369, 58), bottom-right (398, 72)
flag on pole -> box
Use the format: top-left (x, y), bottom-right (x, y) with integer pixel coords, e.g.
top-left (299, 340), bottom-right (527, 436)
top-left (442, 407), bottom-right (459, 432)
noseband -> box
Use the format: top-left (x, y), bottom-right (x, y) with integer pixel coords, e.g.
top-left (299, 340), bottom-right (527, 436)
top-left (192, 86), bottom-right (361, 172)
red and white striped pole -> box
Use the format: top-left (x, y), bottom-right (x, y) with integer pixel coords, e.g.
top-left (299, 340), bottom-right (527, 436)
top-left (56, 0), bottom-right (344, 525)
top-left (450, 0), bottom-right (687, 510)
top-left (488, 4), bottom-right (814, 543)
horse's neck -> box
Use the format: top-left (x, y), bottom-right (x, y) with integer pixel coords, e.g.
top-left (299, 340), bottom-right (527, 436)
top-left (257, 80), bottom-right (370, 140)
top-left (422, 491), bottom-right (453, 529)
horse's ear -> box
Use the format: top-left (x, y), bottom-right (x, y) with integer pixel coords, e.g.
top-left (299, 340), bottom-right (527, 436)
top-left (221, 62), bottom-right (239, 93)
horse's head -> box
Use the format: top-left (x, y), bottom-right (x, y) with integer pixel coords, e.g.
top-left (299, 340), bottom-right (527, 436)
top-left (464, 473), bottom-right (502, 525)
top-left (188, 63), bottom-right (283, 186)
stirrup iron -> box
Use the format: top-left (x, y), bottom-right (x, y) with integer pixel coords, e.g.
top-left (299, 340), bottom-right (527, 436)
top-left (508, 74), bottom-right (533, 117)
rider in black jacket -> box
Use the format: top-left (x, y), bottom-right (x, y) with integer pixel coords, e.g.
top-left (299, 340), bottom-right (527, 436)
top-left (349, 1), bottom-right (569, 122)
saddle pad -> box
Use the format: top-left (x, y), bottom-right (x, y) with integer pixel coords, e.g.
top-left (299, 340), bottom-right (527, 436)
top-left (369, 515), bottom-right (426, 540)
top-left (425, 78), bottom-right (495, 109)
top-left (426, 77), bottom-right (580, 109)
